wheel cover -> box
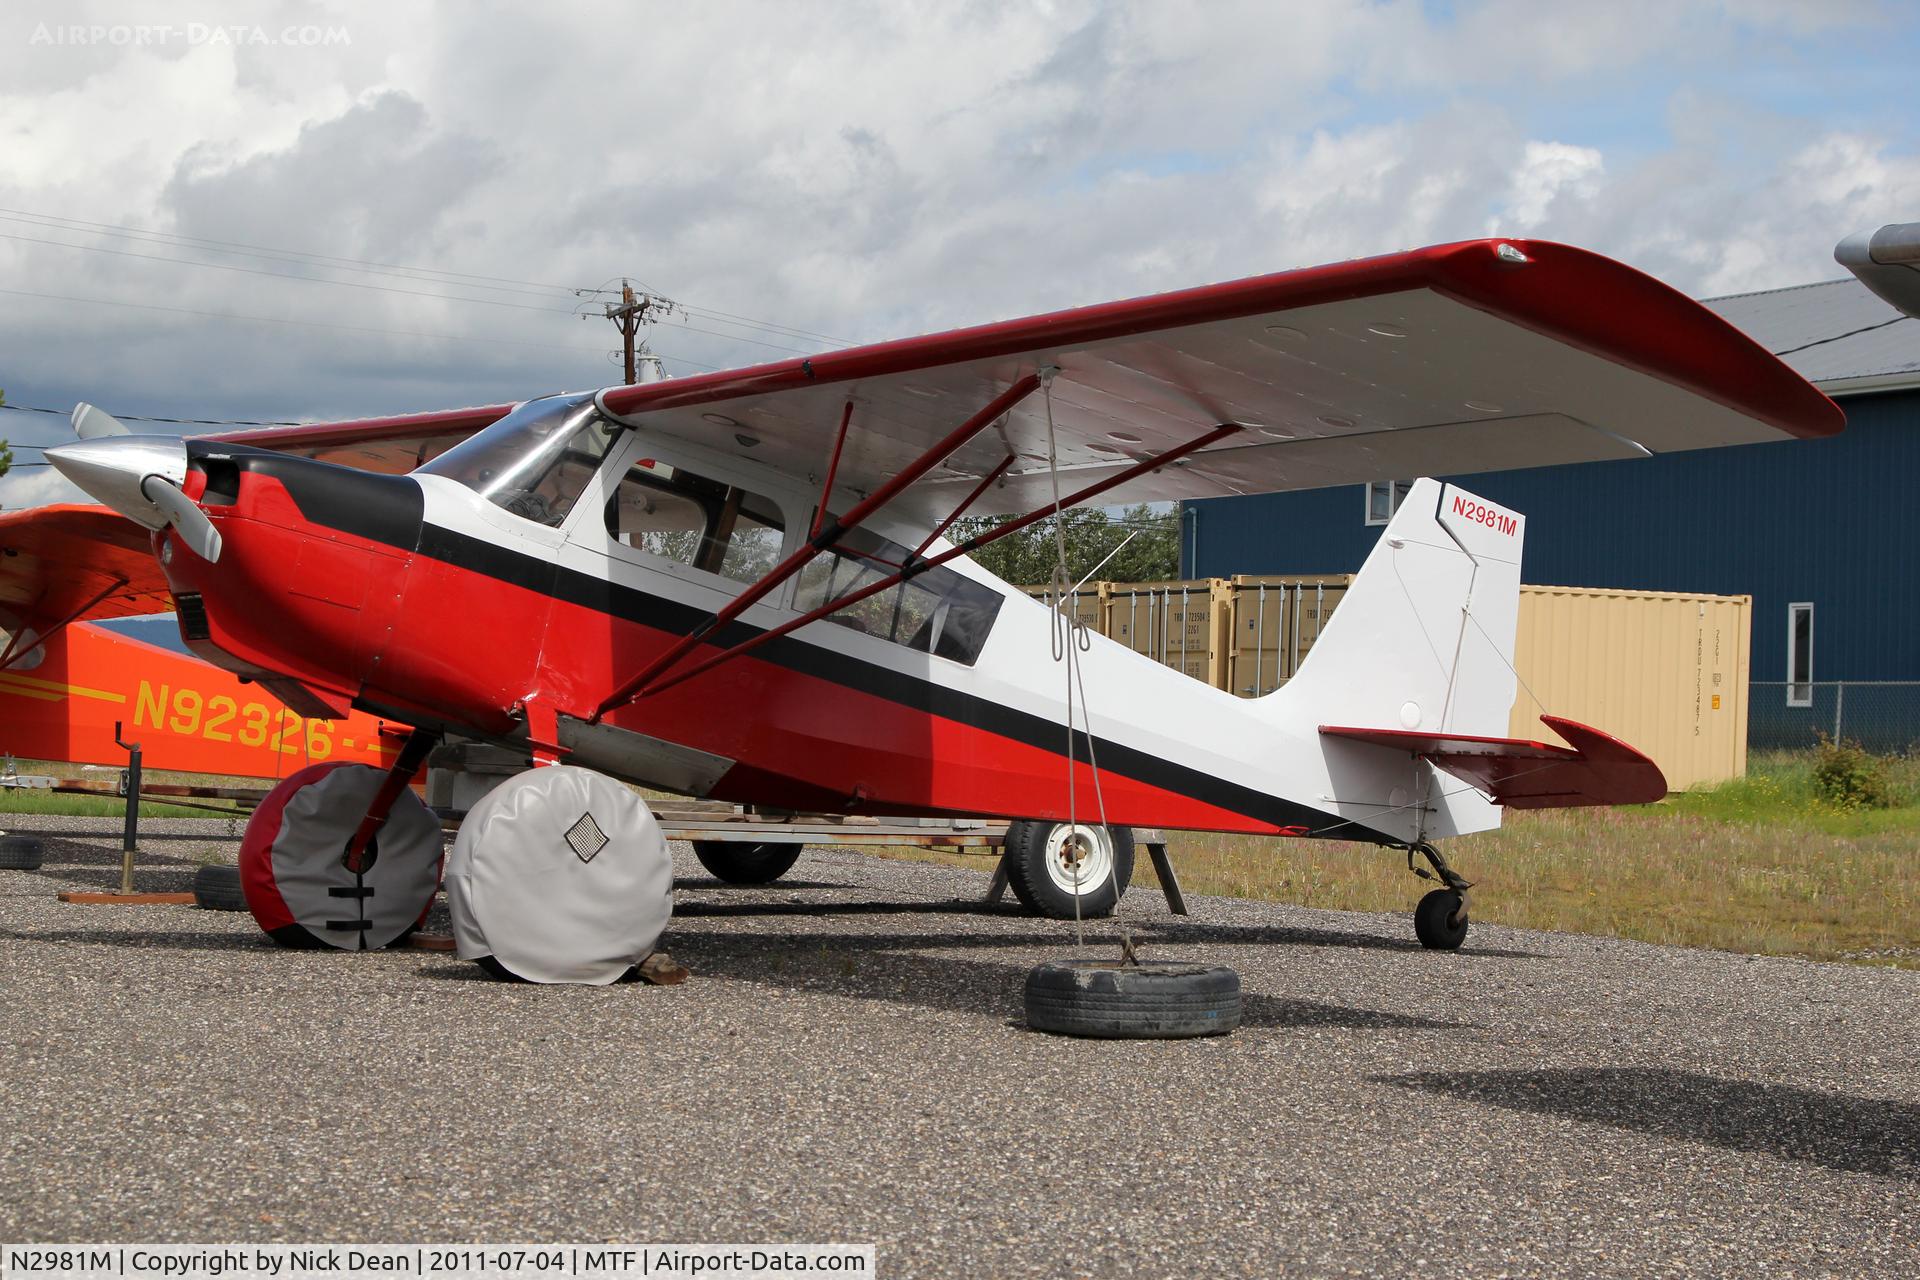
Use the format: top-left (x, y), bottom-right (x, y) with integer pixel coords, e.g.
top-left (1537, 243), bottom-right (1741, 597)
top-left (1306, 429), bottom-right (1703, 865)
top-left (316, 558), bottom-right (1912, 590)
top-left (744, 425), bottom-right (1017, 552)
top-left (447, 765), bottom-right (672, 984)
top-left (240, 762), bottom-right (442, 950)
top-left (1042, 823), bottom-right (1114, 897)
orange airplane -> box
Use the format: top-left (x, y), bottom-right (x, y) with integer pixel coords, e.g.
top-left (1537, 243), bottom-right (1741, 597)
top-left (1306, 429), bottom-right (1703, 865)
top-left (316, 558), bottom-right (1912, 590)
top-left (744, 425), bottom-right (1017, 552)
top-left (0, 504), bottom-right (398, 779)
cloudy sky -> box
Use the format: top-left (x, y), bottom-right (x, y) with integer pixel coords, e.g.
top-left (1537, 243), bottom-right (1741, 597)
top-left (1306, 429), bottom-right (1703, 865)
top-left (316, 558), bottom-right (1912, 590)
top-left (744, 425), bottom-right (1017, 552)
top-left (2, 0), bottom-right (1916, 508)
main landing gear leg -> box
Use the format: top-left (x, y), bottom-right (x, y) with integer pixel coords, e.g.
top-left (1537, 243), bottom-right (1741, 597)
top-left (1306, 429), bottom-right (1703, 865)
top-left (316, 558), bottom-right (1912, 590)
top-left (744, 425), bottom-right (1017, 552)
top-left (342, 730), bottom-right (441, 875)
top-left (1409, 841), bottom-right (1471, 951)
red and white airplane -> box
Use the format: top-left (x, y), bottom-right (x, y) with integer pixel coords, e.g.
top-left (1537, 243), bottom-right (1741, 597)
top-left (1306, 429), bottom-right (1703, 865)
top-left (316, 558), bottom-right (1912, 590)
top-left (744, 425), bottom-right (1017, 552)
top-left (25, 237), bottom-right (1839, 967)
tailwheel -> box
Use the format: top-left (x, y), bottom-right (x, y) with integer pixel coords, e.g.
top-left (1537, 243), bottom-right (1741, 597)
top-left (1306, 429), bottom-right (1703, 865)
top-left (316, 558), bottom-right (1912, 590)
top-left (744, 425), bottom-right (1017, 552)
top-left (240, 761), bottom-right (443, 951)
top-left (447, 765), bottom-right (674, 984)
top-left (1408, 841), bottom-right (1471, 951)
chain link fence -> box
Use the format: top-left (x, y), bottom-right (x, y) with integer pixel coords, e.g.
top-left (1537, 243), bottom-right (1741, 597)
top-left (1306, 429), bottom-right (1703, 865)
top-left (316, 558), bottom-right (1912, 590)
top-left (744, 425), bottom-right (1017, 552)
top-left (1748, 682), bottom-right (1920, 754)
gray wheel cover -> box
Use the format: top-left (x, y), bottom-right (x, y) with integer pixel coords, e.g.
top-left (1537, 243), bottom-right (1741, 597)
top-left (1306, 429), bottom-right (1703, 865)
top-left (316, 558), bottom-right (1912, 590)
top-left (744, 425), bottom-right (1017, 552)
top-left (447, 766), bottom-right (672, 984)
top-left (270, 764), bottom-right (442, 950)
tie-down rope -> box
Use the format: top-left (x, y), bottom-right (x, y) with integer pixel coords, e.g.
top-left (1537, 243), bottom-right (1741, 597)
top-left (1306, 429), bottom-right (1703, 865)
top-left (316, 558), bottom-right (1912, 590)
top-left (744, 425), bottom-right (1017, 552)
top-left (1038, 370), bottom-right (1131, 956)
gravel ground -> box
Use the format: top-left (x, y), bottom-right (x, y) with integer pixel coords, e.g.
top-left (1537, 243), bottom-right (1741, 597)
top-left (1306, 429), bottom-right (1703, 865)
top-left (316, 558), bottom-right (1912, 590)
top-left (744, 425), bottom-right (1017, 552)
top-left (1, 813), bottom-right (1916, 1278)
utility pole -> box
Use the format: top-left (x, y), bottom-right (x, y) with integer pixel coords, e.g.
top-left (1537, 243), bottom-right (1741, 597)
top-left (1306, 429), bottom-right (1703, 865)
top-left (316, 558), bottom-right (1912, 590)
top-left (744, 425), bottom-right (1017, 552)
top-left (600, 280), bottom-right (674, 385)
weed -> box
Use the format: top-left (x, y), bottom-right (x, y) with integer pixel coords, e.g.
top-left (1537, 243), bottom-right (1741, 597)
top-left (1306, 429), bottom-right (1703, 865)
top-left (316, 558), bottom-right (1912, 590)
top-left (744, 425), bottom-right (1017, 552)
top-left (1810, 735), bottom-right (1897, 810)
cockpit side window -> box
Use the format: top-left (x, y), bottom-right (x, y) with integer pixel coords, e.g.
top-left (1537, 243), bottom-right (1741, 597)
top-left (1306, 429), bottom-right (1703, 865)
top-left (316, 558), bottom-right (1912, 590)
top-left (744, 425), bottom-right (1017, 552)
top-left (417, 393), bottom-right (621, 528)
top-left (793, 526), bottom-right (1003, 665)
top-left (605, 457), bottom-right (786, 586)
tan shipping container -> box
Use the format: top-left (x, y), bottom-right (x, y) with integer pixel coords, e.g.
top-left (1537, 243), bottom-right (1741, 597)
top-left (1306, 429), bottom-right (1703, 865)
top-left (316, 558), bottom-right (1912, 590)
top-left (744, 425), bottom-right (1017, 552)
top-left (1106, 579), bottom-right (1230, 688)
top-left (1224, 576), bottom-right (1350, 697)
top-left (1020, 572), bottom-right (1750, 791)
top-left (1506, 585), bottom-right (1750, 792)
top-left (1021, 583), bottom-right (1107, 637)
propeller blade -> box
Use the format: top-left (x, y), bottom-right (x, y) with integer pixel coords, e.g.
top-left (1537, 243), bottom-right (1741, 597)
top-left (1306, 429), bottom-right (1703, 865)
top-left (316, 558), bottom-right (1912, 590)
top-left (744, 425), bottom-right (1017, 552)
top-left (72, 402), bottom-right (131, 440)
top-left (140, 475), bottom-right (224, 563)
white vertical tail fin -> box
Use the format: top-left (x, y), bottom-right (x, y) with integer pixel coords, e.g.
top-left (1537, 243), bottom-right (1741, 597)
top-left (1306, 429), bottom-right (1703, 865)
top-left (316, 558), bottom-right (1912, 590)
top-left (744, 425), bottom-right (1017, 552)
top-left (1261, 478), bottom-right (1524, 739)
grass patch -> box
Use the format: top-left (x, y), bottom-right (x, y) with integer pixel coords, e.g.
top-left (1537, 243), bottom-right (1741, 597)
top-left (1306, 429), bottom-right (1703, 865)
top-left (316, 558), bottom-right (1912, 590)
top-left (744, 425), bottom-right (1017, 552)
top-left (0, 759), bottom-right (257, 820)
top-left (871, 750), bottom-right (1920, 969)
top-left (0, 788), bottom-right (248, 820)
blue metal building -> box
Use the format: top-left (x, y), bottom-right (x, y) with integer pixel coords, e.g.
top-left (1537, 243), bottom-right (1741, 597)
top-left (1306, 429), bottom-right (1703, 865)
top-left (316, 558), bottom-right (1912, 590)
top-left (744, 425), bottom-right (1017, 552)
top-left (1181, 278), bottom-right (1920, 749)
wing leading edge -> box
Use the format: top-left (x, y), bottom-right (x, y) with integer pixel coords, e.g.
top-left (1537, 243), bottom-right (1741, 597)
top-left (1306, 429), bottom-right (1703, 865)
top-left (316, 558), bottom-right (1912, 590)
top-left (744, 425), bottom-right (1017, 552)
top-left (586, 238), bottom-right (1840, 525)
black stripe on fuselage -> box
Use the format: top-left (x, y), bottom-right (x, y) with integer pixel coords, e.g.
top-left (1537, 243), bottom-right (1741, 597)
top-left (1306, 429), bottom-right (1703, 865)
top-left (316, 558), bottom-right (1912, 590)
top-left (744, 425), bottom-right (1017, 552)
top-left (250, 452), bottom-right (1385, 840)
top-left (436, 522), bottom-right (1373, 835)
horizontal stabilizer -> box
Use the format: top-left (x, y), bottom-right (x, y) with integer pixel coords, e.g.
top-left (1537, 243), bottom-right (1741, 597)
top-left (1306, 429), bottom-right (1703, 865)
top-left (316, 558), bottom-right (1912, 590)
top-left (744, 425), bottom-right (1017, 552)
top-left (1319, 715), bottom-right (1667, 809)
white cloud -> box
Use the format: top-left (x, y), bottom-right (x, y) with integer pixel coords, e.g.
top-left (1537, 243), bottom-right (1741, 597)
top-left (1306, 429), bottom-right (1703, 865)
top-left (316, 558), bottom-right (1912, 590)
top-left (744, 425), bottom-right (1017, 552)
top-left (0, 462), bottom-right (84, 512)
top-left (1496, 142), bottom-right (1606, 232)
top-left (0, 0), bottom-right (1913, 512)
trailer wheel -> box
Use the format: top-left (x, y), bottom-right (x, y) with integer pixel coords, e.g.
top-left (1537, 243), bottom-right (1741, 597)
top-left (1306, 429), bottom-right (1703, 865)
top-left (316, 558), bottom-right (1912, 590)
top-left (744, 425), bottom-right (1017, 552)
top-left (0, 835), bottom-right (45, 870)
top-left (191, 863), bottom-right (247, 911)
top-left (1004, 820), bottom-right (1134, 919)
top-left (1025, 959), bottom-right (1241, 1038)
top-left (692, 841), bottom-right (801, 885)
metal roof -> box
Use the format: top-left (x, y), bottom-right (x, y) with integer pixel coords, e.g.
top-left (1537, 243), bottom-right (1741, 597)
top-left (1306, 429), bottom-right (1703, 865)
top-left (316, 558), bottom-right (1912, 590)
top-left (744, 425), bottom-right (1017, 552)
top-left (1703, 277), bottom-right (1920, 396)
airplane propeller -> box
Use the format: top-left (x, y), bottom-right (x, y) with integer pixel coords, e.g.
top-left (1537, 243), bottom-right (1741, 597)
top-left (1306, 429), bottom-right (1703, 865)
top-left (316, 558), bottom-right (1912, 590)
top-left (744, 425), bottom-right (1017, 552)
top-left (45, 405), bottom-right (224, 564)
top-left (141, 471), bottom-right (224, 563)
top-left (71, 402), bottom-right (132, 440)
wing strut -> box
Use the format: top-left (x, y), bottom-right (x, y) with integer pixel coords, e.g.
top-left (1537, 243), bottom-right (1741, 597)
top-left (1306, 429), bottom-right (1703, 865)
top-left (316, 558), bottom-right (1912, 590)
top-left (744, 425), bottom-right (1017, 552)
top-left (809, 400), bottom-right (854, 541)
top-left (589, 373), bottom-right (1045, 722)
top-left (0, 576), bottom-right (129, 672)
top-left (622, 421), bottom-right (1243, 704)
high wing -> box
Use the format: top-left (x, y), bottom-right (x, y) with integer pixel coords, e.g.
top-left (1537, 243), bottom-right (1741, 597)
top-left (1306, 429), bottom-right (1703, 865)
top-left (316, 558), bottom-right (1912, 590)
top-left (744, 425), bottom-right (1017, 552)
top-left (589, 238), bottom-right (1841, 526)
top-left (0, 504), bottom-right (173, 637)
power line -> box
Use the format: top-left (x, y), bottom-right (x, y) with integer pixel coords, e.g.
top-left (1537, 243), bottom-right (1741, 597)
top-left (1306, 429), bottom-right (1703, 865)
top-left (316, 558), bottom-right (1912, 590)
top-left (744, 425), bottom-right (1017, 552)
top-left (2, 230), bottom-right (827, 355)
top-left (0, 228), bottom-right (577, 315)
top-left (0, 284), bottom-right (608, 355)
top-left (0, 206), bottom-right (586, 296)
top-left (2, 403), bottom-right (303, 426)
top-left (0, 206), bottom-right (851, 348)
top-left (0, 210), bottom-right (574, 303)
top-left (0, 285), bottom-right (727, 376)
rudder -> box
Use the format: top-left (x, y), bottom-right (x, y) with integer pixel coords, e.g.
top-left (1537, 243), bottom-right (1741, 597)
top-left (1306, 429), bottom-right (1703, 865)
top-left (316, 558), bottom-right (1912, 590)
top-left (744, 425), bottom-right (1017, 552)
top-left (1260, 478), bottom-right (1524, 740)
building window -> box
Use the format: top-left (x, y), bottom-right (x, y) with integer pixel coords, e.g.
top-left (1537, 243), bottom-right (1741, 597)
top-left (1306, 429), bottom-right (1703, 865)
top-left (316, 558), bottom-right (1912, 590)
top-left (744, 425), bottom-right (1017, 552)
top-left (1364, 480), bottom-right (1411, 526)
top-left (1787, 603), bottom-right (1813, 707)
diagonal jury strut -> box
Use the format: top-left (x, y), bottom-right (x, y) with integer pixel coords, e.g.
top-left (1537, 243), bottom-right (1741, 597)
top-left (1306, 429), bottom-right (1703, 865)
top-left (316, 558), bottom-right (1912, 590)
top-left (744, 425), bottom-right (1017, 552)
top-left (589, 373), bottom-right (1044, 722)
top-left (629, 422), bottom-right (1243, 702)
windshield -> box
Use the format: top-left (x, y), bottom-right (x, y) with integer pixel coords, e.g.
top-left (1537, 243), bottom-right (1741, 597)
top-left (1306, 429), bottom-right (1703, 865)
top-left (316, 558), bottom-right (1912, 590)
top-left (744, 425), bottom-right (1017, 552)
top-left (416, 392), bottom-right (622, 527)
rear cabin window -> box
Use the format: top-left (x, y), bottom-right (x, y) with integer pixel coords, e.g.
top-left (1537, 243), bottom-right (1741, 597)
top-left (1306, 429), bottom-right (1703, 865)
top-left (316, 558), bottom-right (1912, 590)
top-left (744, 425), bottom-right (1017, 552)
top-left (793, 526), bottom-right (1003, 666)
top-left (605, 458), bottom-right (786, 585)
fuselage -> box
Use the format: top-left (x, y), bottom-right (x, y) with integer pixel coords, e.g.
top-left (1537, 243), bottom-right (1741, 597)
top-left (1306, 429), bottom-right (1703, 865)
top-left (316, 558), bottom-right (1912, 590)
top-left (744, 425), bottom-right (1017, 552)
top-left (155, 403), bottom-right (1413, 841)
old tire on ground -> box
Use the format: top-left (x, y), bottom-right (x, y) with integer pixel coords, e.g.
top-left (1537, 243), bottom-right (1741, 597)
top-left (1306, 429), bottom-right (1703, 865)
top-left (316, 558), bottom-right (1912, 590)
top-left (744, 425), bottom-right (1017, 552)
top-left (692, 840), bottom-right (801, 884)
top-left (448, 765), bottom-right (673, 985)
top-left (192, 863), bottom-right (247, 911)
top-left (0, 835), bottom-right (45, 870)
top-left (1003, 820), bottom-right (1135, 919)
top-left (240, 761), bottom-right (443, 951)
top-left (1025, 959), bottom-right (1241, 1039)
top-left (1414, 888), bottom-right (1469, 951)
